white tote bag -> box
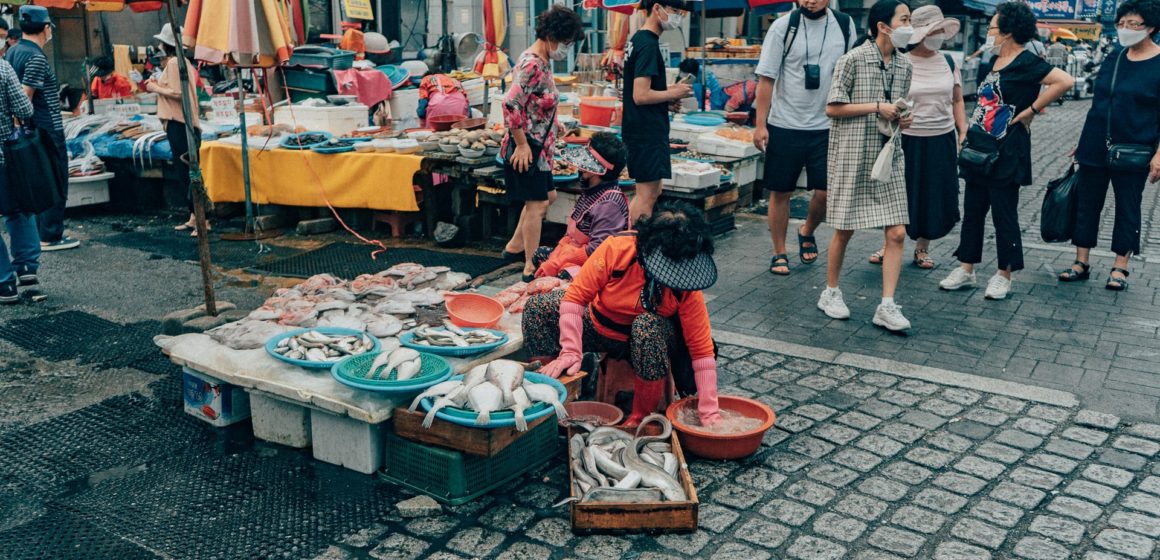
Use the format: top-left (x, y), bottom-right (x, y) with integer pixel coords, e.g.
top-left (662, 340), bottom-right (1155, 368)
top-left (871, 127), bottom-right (899, 184)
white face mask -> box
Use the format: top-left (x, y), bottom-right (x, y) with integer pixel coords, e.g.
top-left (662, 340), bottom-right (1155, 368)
top-left (550, 41), bottom-right (571, 61)
top-left (923, 36), bottom-right (945, 50)
top-left (889, 26), bottom-right (914, 49)
top-left (1118, 28), bottom-right (1150, 47)
top-left (661, 9), bottom-right (683, 31)
top-left (986, 35), bottom-right (1005, 54)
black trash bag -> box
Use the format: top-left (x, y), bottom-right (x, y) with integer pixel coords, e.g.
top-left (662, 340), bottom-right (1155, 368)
top-left (1040, 166), bottom-right (1079, 243)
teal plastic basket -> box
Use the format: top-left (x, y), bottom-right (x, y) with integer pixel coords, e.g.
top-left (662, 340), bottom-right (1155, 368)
top-left (330, 351), bottom-right (451, 393)
top-left (380, 417), bottom-right (559, 505)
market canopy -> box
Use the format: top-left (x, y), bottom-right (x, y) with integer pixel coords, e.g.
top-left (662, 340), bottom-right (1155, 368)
top-left (182, 0), bottom-right (296, 67)
top-left (0, 0), bottom-right (164, 12)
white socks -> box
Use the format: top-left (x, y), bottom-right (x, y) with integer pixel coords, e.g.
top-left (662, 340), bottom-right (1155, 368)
top-left (881, 297), bottom-right (894, 306)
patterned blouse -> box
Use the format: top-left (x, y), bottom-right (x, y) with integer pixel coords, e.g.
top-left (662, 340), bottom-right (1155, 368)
top-left (502, 51), bottom-right (558, 172)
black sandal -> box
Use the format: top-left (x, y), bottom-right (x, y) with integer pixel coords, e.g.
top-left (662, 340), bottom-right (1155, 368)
top-left (1059, 261), bottom-right (1090, 282)
top-left (502, 250), bottom-right (526, 262)
top-left (1106, 268), bottom-right (1129, 291)
top-left (769, 254), bottom-right (790, 276)
top-left (797, 229), bottom-right (818, 264)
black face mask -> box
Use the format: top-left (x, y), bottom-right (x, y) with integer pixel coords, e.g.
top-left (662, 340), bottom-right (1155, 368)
top-left (802, 7), bottom-right (827, 19)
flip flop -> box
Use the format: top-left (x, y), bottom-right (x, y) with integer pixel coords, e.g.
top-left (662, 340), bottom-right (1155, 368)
top-left (798, 229), bottom-right (818, 264)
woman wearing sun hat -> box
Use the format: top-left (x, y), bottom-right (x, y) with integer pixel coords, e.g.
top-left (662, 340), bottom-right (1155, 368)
top-left (868, 6), bottom-right (967, 269)
top-left (522, 200), bottom-right (723, 428)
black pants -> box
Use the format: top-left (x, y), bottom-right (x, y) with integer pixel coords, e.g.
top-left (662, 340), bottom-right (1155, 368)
top-left (954, 179), bottom-right (1024, 272)
top-left (36, 132), bottom-right (68, 243)
top-left (165, 120), bottom-right (201, 213)
top-left (1072, 164), bottom-right (1145, 257)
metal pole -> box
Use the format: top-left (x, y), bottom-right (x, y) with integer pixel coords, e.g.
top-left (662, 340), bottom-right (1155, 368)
top-left (81, 7), bottom-right (95, 114)
top-left (163, 0), bottom-right (217, 316)
top-left (237, 71), bottom-right (255, 234)
top-left (700, 0), bottom-right (706, 112)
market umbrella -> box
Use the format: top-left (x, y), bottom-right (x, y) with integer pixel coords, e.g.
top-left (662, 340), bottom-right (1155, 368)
top-left (600, 10), bottom-right (631, 76)
top-left (182, 0), bottom-right (297, 239)
top-left (473, 0), bottom-right (511, 77)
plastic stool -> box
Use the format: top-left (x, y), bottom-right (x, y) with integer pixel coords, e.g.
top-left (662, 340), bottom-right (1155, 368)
top-left (373, 185), bottom-right (423, 237)
top-left (596, 355), bottom-right (675, 415)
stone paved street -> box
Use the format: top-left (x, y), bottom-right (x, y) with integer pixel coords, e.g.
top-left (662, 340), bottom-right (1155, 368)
top-left (708, 99), bottom-right (1160, 422)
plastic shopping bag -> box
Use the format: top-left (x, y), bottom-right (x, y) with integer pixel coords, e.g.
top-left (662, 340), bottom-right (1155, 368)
top-left (871, 130), bottom-right (898, 184)
top-left (1040, 165), bottom-right (1079, 243)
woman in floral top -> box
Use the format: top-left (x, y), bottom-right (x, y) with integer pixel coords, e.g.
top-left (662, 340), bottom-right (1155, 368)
top-left (501, 5), bottom-right (584, 281)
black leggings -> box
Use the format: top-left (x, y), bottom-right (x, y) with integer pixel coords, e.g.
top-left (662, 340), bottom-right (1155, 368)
top-left (1072, 164), bottom-right (1146, 257)
top-left (165, 119), bottom-right (200, 213)
top-left (954, 179), bottom-right (1024, 272)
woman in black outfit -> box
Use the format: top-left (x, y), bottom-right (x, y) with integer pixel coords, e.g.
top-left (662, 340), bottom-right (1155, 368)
top-left (938, 2), bottom-right (1073, 301)
top-left (1059, 0), bottom-right (1160, 291)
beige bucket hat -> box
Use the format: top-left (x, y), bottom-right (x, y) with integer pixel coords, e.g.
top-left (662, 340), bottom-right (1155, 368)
top-left (909, 6), bottom-right (961, 45)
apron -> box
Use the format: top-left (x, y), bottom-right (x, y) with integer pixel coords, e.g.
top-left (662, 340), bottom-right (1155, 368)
top-left (536, 189), bottom-right (626, 279)
top-left (424, 78), bottom-right (469, 123)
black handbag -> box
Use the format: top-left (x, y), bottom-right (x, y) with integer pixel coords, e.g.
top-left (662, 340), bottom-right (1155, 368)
top-left (1105, 51), bottom-right (1155, 172)
top-left (1040, 165), bottom-right (1080, 243)
top-left (0, 127), bottom-right (61, 215)
top-left (958, 125), bottom-right (1000, 176)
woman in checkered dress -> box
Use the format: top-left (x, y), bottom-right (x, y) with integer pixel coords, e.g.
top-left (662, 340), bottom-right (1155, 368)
top-left (816, 0), bottom-right (915, 332)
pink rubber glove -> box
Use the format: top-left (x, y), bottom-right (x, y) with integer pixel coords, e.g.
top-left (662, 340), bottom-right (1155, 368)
top-left (540, 301), bottom-right (584, 378)
top-left (693, 357), bottom-right (723, 427)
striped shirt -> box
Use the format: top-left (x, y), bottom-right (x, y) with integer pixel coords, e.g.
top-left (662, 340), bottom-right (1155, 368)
top-left (6, 39), bottom-right (62, 140)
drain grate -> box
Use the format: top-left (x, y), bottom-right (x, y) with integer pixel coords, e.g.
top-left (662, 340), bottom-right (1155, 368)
top-left (0, 312), bottom-right (171, 374)
top-left (100, 230), bottom-right (301, 270)
top-left (247, 243), bottom-right (508, 280)
top-left (0, 509), bottom-right (160, 560)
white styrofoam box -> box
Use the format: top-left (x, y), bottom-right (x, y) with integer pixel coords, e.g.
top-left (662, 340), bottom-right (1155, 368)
top-left (249, 392), bottom-right (312, 448)
top-left (310, 410), bottom-right (384, 474)
top-left (545, 189), bottom-right (579, 225)
top-left (182, 368), bottom-right (251, 427)
top-left (66, 172), bottom-right (113, 208)
top-left (462, 78), bottom-right (486, 106)
top-left (730, 158), bottom-right (758, 186)
top-left (273, 104), bottom-right (369, 136)
top-left (389, 87), bottom-right (421, 130)
top-left (664, 168), bottom-right (721, 189)
top-left (692, 133), bottom-right (760, 158)
top-left (669, 120), bottom-right (720, 143)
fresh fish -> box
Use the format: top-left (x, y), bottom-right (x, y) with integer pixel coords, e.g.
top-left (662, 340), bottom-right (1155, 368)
top-left (522, 381), bottom-right (567, 420)
top-left (587, 427), bottom-right (632, 446)
top-left (396, 359), bottom-right (421, 381)
top-left (442, 319), bottom-right (467, 336)
top-left (468, 383), bottom-right (504, 426)
top-left (509, 387), bottom-right (531, 432)
top-left (622, 414), bottom-right (686, 501)
top-left (581, 445), bottom-right (609, 487)
top-left (590, 446), bottom-right (630, 479)
top-left (305, 348), bottom-right (328, 361)
top-left (367, 351), bottom-right (393, 379)
top-left (486, 360), bottom-right (525, 405)
top-left (408, 380), bottom-right (464, 412)
top-left (422, 394), bottom-right (458, 428)
top-left (613, 471), bottom-right (641, 489)
top-left (663, 453), bottom-right (678, 479)
top-left (384, 348), bottom-right (421, 376)
top-left (461, 364), bottom-right (489, 392)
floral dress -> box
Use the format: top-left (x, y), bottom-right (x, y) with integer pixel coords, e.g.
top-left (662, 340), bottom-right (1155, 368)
top-left (826, 42), bottom-right (913, 230)
top-left (501, 51), bottom-right (558, 172)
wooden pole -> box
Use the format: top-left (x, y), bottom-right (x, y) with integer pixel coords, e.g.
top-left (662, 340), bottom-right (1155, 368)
top-left (164, 0), bottom-right (217, 316)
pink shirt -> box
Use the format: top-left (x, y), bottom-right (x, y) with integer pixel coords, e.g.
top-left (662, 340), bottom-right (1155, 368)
top-left (903, 51), bottom-right (961, 137)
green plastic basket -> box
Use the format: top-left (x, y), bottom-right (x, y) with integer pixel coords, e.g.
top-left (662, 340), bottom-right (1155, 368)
top-left (331, 351), bottom-right (451, 393)
top-left (380, 417), bottom-right (559, 505)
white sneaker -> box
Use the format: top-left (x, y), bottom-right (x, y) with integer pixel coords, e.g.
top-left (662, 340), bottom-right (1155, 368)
top-left (939, 267), bottom-right (976, 291)
top-left (985, 274), bottom-right (1012, 300)
top-left (817, 288), bottom-right (850, 320)
top-left (873, 301), bottom-right (912, 331)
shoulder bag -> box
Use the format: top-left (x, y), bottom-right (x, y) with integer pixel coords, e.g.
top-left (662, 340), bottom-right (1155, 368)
top-left (1105, 51), bottom-right (1155, 172)
top-left (0, 125), bottom-right (60, 215)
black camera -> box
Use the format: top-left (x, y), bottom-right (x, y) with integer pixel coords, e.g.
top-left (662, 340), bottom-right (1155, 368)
top-left (804, 64), bottom-right (821, 90)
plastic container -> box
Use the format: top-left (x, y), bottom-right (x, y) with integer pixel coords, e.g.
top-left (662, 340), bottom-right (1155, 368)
top-left (429, 114), bottom-right (465, 131)
top-left (380, 417), bottom-right (558, 505)
top-left (562, 401), bottom-right (623, 427)
top-left (579, 96), bottom-right (619, 127)
top-left (289, 46), bottom-right (354, 70)
top-left (394, 139), bottom-right (422, 154)
top-left (182, 368), bottom-right (251, 427)
top-left (398, 328), bottom-right (509, 357)
top-left (451, 117), bottom-right (488, 131)
top-left (666, 395), bottom-right (775, 460)
top-left (438, 142), bottom-right (461, 153)
top-left (419, 373), bottom-right (566, 428)
top-left (444, 293), bottom-right (504, 328)
top-left (66, 172), bottom-right (113, 208)
top-left (283, 67), bottom-right (336, 93)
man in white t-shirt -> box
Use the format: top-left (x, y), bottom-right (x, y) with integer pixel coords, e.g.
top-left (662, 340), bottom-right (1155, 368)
top-left (752, 0), bottom-right (857, 276)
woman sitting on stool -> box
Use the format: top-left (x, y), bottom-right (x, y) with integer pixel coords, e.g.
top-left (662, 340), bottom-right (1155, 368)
top-left (522, 200), bottom-right (723, 428)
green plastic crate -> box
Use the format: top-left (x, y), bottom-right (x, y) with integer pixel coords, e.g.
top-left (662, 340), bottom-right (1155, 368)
top-left (381, 417), bottom-right (559, 505)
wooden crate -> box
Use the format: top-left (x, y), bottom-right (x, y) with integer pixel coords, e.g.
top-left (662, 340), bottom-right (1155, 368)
top-left (558, 371), bottom-right (587, 403)
top-left (393, 406), bottom-right (554, 458)
top-left (569, 430), bottom-right (699, 534)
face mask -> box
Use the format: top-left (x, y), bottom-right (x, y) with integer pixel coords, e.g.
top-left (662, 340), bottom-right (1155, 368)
top-left (661, 9), bottom-right (682, 31)
top-left (888, 26), bottom-right (914, 49)
top-left (923, 36), bottom-right (945, 50)
top-left (550, 41), bottom-right (570, 61)
top-left (802, 7), bottom-right (827, 19)
top-left (1118, 28), bottom-right (1150, 47)
top-left (986, 35), bottom-right (1004, 54)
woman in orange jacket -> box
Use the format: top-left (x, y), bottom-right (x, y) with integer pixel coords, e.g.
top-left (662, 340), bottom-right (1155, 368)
top-left (522, 200), bottom-right (723, 428)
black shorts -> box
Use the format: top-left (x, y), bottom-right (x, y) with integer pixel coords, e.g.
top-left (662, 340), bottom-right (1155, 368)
top-left (504, 160), bottom-right (554, 204)
top-left (763, 125), bottom-right (829, 194)
top-left (625, 137), bottom-right (671, 183)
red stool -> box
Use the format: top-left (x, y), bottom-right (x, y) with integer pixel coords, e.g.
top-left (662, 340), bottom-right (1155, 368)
top-left (596, 355), bottom-right (676, 417)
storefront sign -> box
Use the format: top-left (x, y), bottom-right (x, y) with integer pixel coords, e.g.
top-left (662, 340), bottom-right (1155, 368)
top-left (1026, 0), bottom-right (1076, 19)
top-left (342, 0), bottom-right (373, 20)
top-left (1099, 0), bottom-right (1119, 21)
top-left (108, 103), bottom-right (142, 117)
top-left (1076, 0), bottom-right (1099, 17)
top-left (210, 96), bottom-right (239, 121)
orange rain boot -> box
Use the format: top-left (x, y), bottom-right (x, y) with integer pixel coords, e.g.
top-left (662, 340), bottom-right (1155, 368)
top-left (621, 377), bottom-right (665, 429)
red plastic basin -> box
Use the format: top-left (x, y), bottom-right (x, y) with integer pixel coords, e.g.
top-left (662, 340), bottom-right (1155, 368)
top-left (562, 400), bottom-right (624, 427)
top-left (444, 292), bottom-right (503, 329)
top-left (666, 395), bottom-right (775, 460)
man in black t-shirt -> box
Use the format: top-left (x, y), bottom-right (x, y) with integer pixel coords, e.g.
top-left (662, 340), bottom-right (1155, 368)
top-left (623, 0), bottom-right (692, 222)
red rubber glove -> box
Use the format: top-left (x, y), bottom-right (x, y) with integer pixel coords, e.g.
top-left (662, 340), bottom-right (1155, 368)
top-left (693, 356), bottom-right (723, 427)
top-left (540, 301), bottom-right (584, 378)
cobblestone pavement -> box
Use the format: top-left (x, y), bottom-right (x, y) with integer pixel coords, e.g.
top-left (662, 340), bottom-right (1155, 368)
top-left (709, 99), bottom-right (1160, 422)
top-left (317, 343), bottom-right (1160, 560)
